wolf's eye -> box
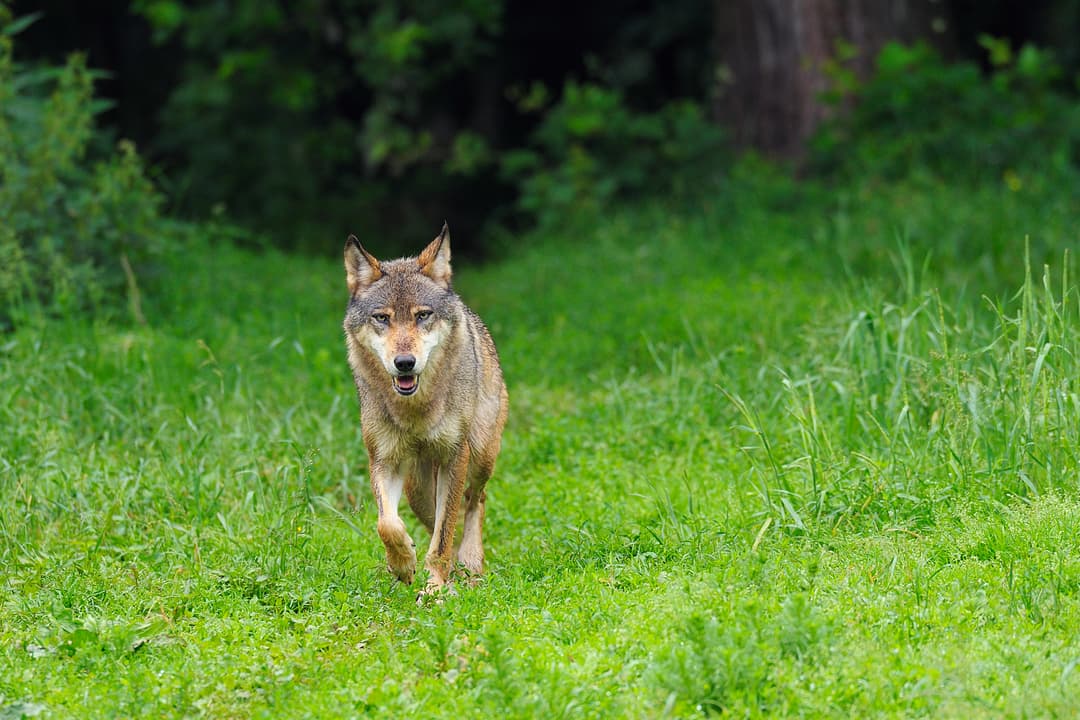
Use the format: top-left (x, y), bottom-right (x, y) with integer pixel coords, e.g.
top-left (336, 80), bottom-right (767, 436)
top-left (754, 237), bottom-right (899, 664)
top-left (416, 310), bottom-right (433, 322)
top-left (371, 313), bottom-right (390, 324)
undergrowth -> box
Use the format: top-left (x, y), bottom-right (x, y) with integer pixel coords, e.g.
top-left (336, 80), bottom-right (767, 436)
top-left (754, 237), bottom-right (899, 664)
top-left (2, 172), bottom-right (1079, 717)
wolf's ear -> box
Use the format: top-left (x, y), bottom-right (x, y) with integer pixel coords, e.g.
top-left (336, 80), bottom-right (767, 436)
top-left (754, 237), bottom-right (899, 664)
top-left (344, 234), bottom-right (382, 294)
top-left (417, 221), bottom-right (452, 288)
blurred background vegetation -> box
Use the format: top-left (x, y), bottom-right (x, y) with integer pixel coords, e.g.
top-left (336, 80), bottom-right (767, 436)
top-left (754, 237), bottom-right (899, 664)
top-left (2, 0), bottom-right (1080, 326)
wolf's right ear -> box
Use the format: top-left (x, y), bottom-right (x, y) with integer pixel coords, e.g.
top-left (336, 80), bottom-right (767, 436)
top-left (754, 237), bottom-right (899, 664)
top-left (344, 235), bottom-right (382, 294)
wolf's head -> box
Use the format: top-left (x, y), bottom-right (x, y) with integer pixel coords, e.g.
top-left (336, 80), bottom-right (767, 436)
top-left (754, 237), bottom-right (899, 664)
top-left (343, 223), bottom-right (456, 397)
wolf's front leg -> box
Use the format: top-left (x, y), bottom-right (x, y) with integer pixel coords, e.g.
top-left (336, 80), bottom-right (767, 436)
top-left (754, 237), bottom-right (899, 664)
top-left (422, 445), bottom-right (470, 595)
top-left (370, 462), bottom-right (416, 584)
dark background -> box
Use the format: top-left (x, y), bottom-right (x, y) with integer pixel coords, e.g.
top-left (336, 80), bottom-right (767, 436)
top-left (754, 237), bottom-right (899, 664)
top-left (11, 0), bottom-right (1080, 254)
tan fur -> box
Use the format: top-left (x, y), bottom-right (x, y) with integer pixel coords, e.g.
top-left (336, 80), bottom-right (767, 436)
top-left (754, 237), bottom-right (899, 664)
top-left (343, 224), bottom-right (508, 599)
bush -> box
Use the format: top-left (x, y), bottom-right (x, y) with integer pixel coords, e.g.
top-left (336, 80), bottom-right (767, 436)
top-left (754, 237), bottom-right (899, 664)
top-left (812, 39), bottom-right (1080, 182)
top-left (501, 82), bottom-right (727, 227)
top-left (0, 9), bottom-right (172, 328)
top-left (131, 0), bottom-right (505, 254)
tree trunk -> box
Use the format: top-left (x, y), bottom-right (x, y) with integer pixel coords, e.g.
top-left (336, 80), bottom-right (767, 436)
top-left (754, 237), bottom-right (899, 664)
top-left (713, 0), bottom-right (931, 160)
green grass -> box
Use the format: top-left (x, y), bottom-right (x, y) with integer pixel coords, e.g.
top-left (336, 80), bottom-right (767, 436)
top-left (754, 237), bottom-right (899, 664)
top-left (2, 168), bottom-right (1080, 718)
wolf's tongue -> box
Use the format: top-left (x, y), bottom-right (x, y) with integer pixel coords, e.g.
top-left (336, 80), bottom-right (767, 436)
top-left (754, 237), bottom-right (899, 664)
top-left (397, 375), bottom-right (416, 390)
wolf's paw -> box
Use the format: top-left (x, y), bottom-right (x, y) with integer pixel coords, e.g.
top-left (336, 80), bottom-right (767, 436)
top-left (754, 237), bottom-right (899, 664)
top-left (385, 543), bottom-right (416, 584)
top-left (455, 542), bottom-right (484, 578)
top-left (379, 519), bottom-right (417, 584)
top-left (387, 558), bottom-right (416, 585)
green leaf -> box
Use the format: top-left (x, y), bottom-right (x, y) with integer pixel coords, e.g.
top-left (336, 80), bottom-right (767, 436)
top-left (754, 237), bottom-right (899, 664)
top-left (381, 21), bottom-right (430, 65)
top-left (445, 131), bottom-right (492, 175)
top-left (978, 34), bottom-right (1012, 67)
top-left (89, 99), bottom-right (115, 116)
top-left (136, 1), bottom-right (185, 34)
top-left (2, 12), bottom-right (43, 37)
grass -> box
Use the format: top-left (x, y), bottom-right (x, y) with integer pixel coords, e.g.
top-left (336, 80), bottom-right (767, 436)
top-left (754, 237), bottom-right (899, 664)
top-left (2, 166), bottom-right (1080, 718)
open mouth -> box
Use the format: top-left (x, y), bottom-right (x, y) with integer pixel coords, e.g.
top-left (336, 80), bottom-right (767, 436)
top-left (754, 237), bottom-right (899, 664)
top-left (393, 374), bottom-right (418, 396)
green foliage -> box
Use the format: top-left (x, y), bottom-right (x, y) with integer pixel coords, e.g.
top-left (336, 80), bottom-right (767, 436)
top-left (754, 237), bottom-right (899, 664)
top-left (502, 82), bottom-right (726, 226)
top-left (0, 10), bottom-right (170, 328)
top-left (5, 104), bottom-right (1080, 713)
top-left (121, 1), bottom-right (728, 248)
top-left (813, 39), bottom-right (1080, 182)
top-left (727, 248), bottom-right (1080, 535)
top-left (651, 594), bottom-right (830, 715)
top-left (133, 0), bottom-right (502, 250)
top-left (353, 2), bottom-right (500, 174)
top-left (131, 0), bottom-right (727, 244)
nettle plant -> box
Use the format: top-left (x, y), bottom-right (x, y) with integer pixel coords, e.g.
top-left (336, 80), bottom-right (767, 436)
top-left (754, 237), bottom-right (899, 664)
top-left (0, 8), bottom-right (170, 328)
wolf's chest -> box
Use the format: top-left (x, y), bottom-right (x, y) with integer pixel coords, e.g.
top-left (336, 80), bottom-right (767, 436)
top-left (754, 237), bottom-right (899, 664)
top-left (364, 407), bottom-right (460, 462)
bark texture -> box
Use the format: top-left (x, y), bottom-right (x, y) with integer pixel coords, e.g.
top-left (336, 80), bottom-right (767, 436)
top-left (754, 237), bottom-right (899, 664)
top-left (713, 0), bottom-right (932, 159)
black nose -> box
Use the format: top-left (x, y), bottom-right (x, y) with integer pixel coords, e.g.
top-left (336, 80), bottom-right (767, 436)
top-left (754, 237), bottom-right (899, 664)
top-left (394, 354), bottom-right (416, 372)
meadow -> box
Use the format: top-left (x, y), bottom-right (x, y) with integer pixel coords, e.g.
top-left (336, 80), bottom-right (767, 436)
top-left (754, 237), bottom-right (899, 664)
top-left (2, 166), bottom-right (1080, 718)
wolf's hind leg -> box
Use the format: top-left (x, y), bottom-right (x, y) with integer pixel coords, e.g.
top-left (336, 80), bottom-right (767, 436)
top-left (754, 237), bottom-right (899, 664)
top-left (405, 461), bottom-right (436, 534)
top-left (457, 387), bottom-right (506, 581)
top-left (422, 446), bottom-right (469, 594)
top-left (456, 481), bottom-right (487, 578)
top-left (458, 451), bottom-right (495, 578)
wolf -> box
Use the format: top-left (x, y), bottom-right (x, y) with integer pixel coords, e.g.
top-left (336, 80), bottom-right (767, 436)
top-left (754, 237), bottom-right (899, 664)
top-left (343, 222), bottom-right (508, 597)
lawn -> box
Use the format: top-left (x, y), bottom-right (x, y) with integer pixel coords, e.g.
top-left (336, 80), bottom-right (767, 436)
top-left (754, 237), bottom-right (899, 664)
top-left (2, 168), bottom-right (1080, 718)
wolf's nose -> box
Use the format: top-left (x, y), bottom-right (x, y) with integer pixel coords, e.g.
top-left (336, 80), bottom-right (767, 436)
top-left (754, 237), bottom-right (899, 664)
top-left (394, 354), bottom-right (416, 372)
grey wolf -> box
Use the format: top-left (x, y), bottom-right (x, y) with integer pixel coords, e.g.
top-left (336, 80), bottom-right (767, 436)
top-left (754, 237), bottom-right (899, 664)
top-left (343, 223), bottom-right (508, 598)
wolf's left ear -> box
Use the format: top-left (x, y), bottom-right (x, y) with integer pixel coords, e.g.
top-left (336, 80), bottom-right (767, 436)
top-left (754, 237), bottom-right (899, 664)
top-left (418, 221), bottom-right (452, 289)
top-left (344, 234), bottom-right (382, 294)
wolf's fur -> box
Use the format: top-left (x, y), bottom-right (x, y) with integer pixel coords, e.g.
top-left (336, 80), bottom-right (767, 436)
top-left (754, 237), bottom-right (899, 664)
top-left (343, 223), bottom-right (508, 596)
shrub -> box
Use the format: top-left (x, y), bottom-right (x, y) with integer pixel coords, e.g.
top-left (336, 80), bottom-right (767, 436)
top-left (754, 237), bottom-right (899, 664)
top-left (501, 82), bottom-right (727, 227)
top-left (132, 0), bottom-right (505, 254)
top-left (812, 39), bottom-right (1080, 182)
top-left (0, 8), bottom-right (172, 328)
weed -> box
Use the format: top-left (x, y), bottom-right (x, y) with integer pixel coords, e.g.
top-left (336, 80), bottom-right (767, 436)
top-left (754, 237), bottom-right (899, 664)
top-left (2, 170), bottom-right (1080, 717)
